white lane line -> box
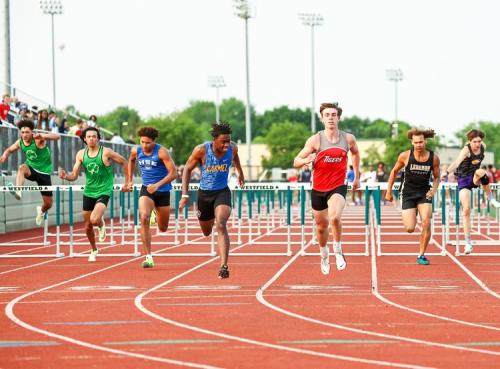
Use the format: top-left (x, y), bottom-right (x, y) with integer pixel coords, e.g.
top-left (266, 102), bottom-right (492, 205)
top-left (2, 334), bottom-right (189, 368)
top-left (4, 234), bottom-right (225, 369)
top-left (255, 224), bottom-right (500, 359)
top-left (370, 218), bottom-right (500, 332)
top-left (135, 239), bottom-right (435, 369)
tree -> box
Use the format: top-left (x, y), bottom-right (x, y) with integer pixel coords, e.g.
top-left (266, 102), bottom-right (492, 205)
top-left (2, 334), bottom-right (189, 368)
top-left (340, 115), bottom-right (370, 137)
top-left (218, 97), bottom-right (253, 144)
top-left (362, 119), bottom-right (391, 138)
top-left (254, 106), bottom-right (310, 138)
top-left (361, 144), bottom-right (384, 169)
top-left (144, 114), bottom-right (206, 164)
top-left (261, 121), bottom-right (311, 169)
top-left (98, 106), bottom-right (142, 139)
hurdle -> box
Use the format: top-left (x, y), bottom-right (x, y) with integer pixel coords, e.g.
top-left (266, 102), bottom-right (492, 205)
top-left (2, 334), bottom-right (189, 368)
top-left (0, 184), bottom-right (64, 258)
top-left (443, 183), bottom-right (500, 256)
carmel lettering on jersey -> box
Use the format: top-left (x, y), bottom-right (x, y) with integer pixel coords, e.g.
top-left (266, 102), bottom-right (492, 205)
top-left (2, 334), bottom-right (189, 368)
top-left (206, 164), bottom-right (228, 173)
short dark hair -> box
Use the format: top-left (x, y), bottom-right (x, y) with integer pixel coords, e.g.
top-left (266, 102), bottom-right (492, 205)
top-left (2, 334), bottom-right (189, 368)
top-left (17, 119), bottom-right (35, 131)
top-left (137, 127), bottom-right (159, 140)
top-left (466, 129), bottom-right (485, 141)
top-left (319, 102), bottom-right (343, 117)
top-left (407, 128), bottom-right (435, 139)
top-left (80, 126), bottom-right (101, 143)
top-left (210, 121), bottom-right (232, 138)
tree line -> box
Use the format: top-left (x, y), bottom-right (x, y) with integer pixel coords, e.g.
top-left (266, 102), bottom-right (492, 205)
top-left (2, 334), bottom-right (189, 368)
top-left (70, 99), bottom-right (500, 171)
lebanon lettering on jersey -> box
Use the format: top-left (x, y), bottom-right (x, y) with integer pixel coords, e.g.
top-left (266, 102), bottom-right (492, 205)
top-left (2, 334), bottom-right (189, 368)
top-left (313, 147), bottom-right (348, 191)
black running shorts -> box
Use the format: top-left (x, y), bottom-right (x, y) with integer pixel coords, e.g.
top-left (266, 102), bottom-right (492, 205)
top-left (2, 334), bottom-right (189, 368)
top-left (311, 185), bottom-right (348, 211)
top-left (197, 187), bottom-right (232, 221)
top-left (26, 166), bottom-right (53, 197)
top-left (140, 185), bottom-right (170, 207)
top-left (83, 194), bottom-right (110, 212)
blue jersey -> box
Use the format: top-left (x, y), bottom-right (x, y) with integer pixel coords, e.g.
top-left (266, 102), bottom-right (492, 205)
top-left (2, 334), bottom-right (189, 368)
top-left (200, 142), bottom-right (232, 191)
top-left (137, 144), bottom-right (171, 192)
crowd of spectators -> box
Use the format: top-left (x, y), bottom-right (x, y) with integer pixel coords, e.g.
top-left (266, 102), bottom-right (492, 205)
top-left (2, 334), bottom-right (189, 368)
top-left (0, 93), bottom-right (130, 144)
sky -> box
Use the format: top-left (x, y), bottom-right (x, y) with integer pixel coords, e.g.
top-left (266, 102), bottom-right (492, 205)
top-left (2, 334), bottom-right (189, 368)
top-left (2, 0), bottom-right (500, 143)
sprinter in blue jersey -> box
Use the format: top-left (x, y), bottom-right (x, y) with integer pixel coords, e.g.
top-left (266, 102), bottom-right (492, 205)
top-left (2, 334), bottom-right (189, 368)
top-left (127, 127), bottom-right (177, 268)
top-left (179, 122), bottom-right (245, 279)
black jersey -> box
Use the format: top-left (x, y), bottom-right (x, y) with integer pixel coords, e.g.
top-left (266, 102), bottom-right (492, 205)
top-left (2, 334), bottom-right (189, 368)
top-left (401, 148), bottom-right (434, 197)
top-left (455, 144), bottom-right (484, 178)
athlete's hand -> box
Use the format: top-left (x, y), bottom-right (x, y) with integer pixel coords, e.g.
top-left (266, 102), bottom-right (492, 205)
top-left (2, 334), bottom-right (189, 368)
top-left (385, 191), bottom-right (393, 202)
top-left (426, 189), bottom-right (435, 200)
top-left (179, 197), bottom-right (188, 210)
top-left (146, 183), bottom-right (158, 194)
top-left (304, 153), bottom-right (316, 165)
top-left (122, 182), bottom-right (133, 192)
top-left (352, 178), bottom-right (360, 191)
top-left (238, 177), bottom-right (245, 188)
top-left (0, 154), bottom-right (7, 163)
top-left (59, 168), bottom-right (67, 180)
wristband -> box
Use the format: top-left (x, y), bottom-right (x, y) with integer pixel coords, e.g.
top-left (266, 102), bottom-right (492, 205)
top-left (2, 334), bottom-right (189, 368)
top-left (181, 194), bottom-right (189, 198)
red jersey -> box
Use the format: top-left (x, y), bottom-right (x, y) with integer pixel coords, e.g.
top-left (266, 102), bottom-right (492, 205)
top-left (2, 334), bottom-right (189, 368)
top-left (312, 130), bottom-right (349, 191)
top-left (0, 103), bottom-right (9, 121)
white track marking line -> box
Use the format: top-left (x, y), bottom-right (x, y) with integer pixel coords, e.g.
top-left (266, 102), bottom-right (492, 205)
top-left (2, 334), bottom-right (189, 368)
top-left (135, 240), bottom-right (435, 369)
top-left (255, 229), bottom-right (500, 357)
top-left (370, 215), bottom-right (500, 332)
top-left (4, 234), bottom-right (224, 369)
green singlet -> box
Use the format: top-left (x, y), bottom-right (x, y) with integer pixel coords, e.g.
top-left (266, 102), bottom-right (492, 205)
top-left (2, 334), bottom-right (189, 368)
top-left (19, 138), bottom-right (52, 175)
top-left (83, 146), bottom-right (114, 198)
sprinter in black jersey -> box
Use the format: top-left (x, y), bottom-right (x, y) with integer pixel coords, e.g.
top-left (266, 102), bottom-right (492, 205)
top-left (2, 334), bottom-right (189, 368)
top-left (443, 129), bottom-right (500, 255)
top-left (385, 128), bottom-right (441, 265)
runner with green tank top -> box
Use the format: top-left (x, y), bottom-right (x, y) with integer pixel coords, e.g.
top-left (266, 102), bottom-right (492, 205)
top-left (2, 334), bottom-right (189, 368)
top-left (59, 127), bottom-right (131, 262)
top-left (0, 119), bottom-right (60, 226)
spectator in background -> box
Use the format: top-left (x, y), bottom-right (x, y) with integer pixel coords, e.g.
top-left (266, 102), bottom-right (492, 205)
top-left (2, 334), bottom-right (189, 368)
top-left (191, 166), bottom-right (201, 182)
top-left (110, 133), bottom-right (125, 144)
top-left (126, 134), bottom-right (135, 144)
top-left (299, 165), bottom-right (312, 182)
top-left (36, 110), bottom-right (50, 131)
top-left (361, 164), bottom-right (376, 184)
top-left (346, 165), bottom-right (358, 205)
top-left (48, 111), bottom-right (57, 130)
top-left (0, 94), bottom-right (11, 122)
top-left (487, 164), bottom-right (497, 184)
top-left (376, 162), bottom-right (388, 204)
top-left (69, 118), bottom-right (85, 137)
top-left (87, 114), bottom-right (98, 128)
top-left (58, 118), bottom-right (69, 134)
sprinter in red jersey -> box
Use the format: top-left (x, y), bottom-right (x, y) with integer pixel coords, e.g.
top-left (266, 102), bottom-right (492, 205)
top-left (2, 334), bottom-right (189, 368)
top-left (294, 102), bottom-right (360, 276)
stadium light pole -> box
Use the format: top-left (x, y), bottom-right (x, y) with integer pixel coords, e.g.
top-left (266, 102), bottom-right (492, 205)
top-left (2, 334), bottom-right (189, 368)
top-left (299, 12), bottom-right (323, 133)
top-left (385, 69), bottom-right (403, 138)
top-left (233, 0), bottom-right (253, 179)
top-left (208, 75), bottom-right (226, 123)
top-left (40, 0), bottom-right (63, 108)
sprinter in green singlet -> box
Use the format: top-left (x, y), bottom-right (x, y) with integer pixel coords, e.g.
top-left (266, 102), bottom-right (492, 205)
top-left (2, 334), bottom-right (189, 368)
top-left (59, 127), bottom-right (131, 262)
top-left (0, 119), bottom-right (60, 225)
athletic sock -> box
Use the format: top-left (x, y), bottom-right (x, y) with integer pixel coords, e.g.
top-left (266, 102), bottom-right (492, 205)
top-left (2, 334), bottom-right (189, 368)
top-left (333, 242), bottom-right (342, 253)
top-left (465, 235), bottom-right (471, 244)
top-left (320, 246), bottom-right (329, 259)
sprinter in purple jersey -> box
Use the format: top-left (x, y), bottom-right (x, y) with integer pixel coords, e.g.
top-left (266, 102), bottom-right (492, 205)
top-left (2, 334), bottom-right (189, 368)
top-left (179, 122), bottom-right (245, 279)
top-left (127, 127), bottom-right (177, 268)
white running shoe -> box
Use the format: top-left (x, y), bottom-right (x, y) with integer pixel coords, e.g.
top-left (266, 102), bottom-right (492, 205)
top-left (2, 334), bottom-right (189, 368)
top-left (88, 249), bottom-right (98, 262)
top-left (320, 257), bottom-right (330, 275)
top-left (7, 182), bottom-right (21, 200)
top-left (490, 198), bottom-right (500, 208)
top-left (334, 247), bottom-right (347, 271)
top-left (464, 243), bottom-right (473, 255)
top-left (35, 206), bottom-right (45, 226)
top-left (97, 219), bottom-right (106, 242)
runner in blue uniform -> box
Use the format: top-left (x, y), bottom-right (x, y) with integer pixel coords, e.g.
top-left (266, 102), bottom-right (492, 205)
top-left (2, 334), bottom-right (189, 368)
top-left (127, 127), bottom-right (177, 268)
top-left (179, 122), bottom-right (245, 279)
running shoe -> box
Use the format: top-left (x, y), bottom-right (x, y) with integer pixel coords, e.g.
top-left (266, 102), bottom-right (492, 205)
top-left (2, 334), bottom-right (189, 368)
top-left (334, 246), bottom-right (347, 271)
top-left (142, 258), bottom-right (154, 268)
top-left (490, 198), bottom-right (500, 208)
top-left (150, 209), bottom-right (157, 226)
top-left (7, 182), bottom-right (21, 200)
top-left (218, 264), bottom-right (229, 279)
top-left (320, 257), bottom-right (330, 275)
top-left (464, 243), bottom-right (473, 255)
top-left (98, 219), bottom-right (107, 242)
top-left (88, 249), bottom-right (98, 262)
top-left (416, 255), bottom-right (430, 265)
top-left (35, 206), bottom-right (45, 226)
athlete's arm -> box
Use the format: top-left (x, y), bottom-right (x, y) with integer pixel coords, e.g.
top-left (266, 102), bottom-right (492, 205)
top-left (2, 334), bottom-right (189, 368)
top-left (231, 143), bottom-right (245, 188)
top-left (105, 148), bottom-right (131, 191)
top-left (36, 132), bottom-right (60, 141)
top-left (385, 151), bottom-right (408, 202)
top-left (126, 146), bottom-right (138, 191)
top-left (179, 144), bottom-right (204, 210)
top-left (427, 154), bottom-right (441, 200)
top-left (444, 146), bottom-right (469, 177)
top-left (60, 150), bottom-right (84, 181)
top-left (0, 140), bottom-right (20, 163)
top-left (293, 135), bottom-right (318, 169)
top-left (347, 134), bottom-right (361, 191)
top-left (149, 147), bottom-right (177, 191)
